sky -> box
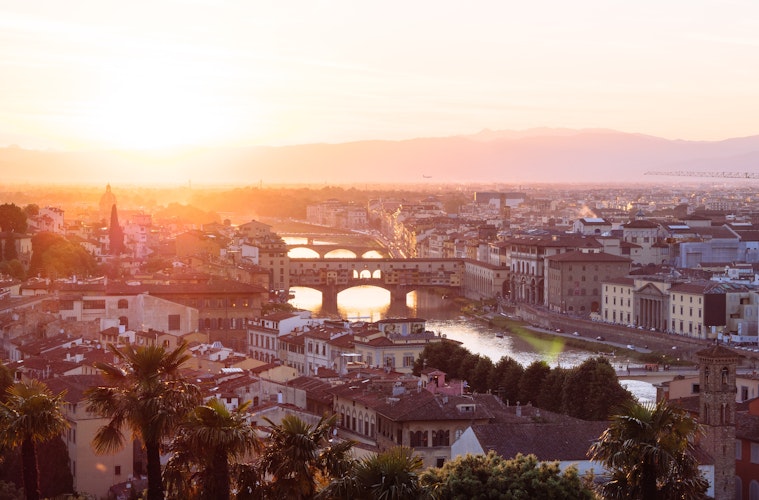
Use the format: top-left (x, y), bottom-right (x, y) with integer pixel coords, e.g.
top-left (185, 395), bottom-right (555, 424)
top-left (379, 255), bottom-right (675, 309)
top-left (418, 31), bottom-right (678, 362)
top-left (2, 0), bottom-right (759, 152)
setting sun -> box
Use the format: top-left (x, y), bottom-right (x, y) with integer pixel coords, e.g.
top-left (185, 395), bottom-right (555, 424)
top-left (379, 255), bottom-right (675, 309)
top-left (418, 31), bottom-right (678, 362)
top-left (82, 58), bottom-right (241, 150)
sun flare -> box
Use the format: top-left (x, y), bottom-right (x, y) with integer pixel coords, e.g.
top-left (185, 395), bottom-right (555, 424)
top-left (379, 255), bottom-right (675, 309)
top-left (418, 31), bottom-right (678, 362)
top-left (84, 59), bottom-right (239, 150)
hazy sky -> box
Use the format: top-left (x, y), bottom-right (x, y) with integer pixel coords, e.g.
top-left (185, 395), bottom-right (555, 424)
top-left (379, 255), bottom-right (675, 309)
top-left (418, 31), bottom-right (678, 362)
top-left (2, 0), bottom-right (759, 151)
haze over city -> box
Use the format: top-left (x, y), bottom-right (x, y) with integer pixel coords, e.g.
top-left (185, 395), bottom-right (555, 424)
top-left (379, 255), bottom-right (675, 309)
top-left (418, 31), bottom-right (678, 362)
top-left (2, 1), bottom-right (759, 185)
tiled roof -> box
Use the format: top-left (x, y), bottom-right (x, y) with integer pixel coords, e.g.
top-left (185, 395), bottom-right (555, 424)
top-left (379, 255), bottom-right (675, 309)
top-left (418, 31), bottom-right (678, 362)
top-left (470, 420), bottom-right (609, 461)
top-left (546, 251), bottom-right (631, 263)
top-left (45, 374), bottom-right (105, 403)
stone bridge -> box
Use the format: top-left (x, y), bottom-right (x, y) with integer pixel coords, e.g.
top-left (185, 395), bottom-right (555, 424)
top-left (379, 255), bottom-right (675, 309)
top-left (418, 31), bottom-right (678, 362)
top-left (289, 257), bottom-right (463, 312)
top-left (286, 243), bottom-right (389, 258)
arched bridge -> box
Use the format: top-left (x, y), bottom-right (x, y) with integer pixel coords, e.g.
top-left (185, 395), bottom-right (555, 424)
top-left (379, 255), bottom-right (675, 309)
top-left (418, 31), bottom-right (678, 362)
top-left (289, 258), bottom-right (463, 312)
top-left (287, 244), bottom-right (389, 258)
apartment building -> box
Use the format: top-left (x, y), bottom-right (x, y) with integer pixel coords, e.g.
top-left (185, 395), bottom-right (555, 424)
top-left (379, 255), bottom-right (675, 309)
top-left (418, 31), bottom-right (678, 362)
top-left (545, 251), bottom-right (631, 315)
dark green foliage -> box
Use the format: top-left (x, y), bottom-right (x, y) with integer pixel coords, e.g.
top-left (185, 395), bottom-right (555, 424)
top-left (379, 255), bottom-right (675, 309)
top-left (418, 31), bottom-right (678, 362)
top-left (562, 357), bottom-right (634, 421)
top-left (0, 480), bottom-right (23, 500)
top-left (319, 446), bottom-right (426, 500)
top-left (258, 413), bottom-right (353, 500)
top-left (488, 356), bottom-right (524, 405)
top-left (0, 204), bottom-right (27, 233)
top-left (0, 260), bottom-right (25, 280)
top-left (415, 343), bottom-right (631, 420)
top-left (420, 451), bottom-right (594, 500)
top-left (589, 399), bottom-right (708, 500)
top-left (0, 380), bottom-right (69, 500)
top-left (2, 237), bottom-right (17, 262)
top-left (86, 342), bottom-right (201, 500)
top-left (28, 232), bottom-right (97, 279)
top-left (518, 360), bottom-right (550, 405)
top-left (108, 205), bottom-right (125, 255)
top-left (536, 367), bottom-right (569, 413)
top-left (22, 205), bottom-right (39, 218)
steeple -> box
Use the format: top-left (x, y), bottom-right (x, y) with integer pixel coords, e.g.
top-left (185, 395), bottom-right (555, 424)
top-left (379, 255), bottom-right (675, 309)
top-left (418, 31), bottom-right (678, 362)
top-left (697, 345), bottom-right (741, 500)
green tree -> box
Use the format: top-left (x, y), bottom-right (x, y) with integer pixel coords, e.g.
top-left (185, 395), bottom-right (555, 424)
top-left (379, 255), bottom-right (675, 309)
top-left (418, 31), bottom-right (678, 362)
top-left (164, 398), bottom-right (261, 500)
top-left (0, 380), bottom-right (69, 500)
top-left (420, 451), bottom-right (594, 500)
top-left (588, 399), bottom-right (708, 500)
top-left (518, 360), bottom-right (551, 405)
top-left (562, 357), bottom-right (633, 420)
top-left (0, 204), bottom-right (27, 234)
top-left (85, 342), bottom-right (201, 500)
top-left (319, 446), bottom-right (427, 500)
top-left (467, 355), bottom-right (493, 393)
top-left (487, 356), bottom-right (524, 405)
top-left (350, 446), bottom-right (426, 500)
top-left (29, 232), bottom-right (97, 279)
top-left (536, 367), bottom-right (569, 413)
top-left (2, 237), bottom-right (17, 262)
top-left (22, 205), bottom-right (39, 218)
top-left (259, 413), bottom-right (350, 500)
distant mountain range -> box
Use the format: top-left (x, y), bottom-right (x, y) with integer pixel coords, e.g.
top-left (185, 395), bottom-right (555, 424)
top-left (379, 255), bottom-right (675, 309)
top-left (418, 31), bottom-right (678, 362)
top-left (2, 128), bottom-right (759, 185)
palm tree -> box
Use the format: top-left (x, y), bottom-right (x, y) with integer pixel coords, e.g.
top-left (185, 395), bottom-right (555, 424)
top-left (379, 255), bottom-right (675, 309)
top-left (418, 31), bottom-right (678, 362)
top-left (588, 399), bottom-right (708, 500)
top-left (85, 342), bottom-right (201, 500)
top-left (353, 446), bottom-right (426, 500)
top-left (164, 398), bottom-right (261, 500)
top-left (0, 379), bottom-right (69, 500)
top-left (260, 413), bottom-right (350, 500)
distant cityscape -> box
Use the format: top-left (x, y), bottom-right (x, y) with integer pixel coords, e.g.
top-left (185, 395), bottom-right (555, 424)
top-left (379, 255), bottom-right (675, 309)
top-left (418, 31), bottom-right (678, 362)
top-left (2, 179), bottom-right (759, 498)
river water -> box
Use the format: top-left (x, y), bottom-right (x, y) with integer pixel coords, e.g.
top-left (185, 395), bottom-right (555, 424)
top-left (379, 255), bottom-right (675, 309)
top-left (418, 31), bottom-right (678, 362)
top-left (288, 284), bottom-right (656, 402)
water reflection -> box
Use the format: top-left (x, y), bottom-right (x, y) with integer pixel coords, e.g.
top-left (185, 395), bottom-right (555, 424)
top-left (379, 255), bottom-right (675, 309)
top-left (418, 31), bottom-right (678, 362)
top-left (288, 286), bottom-right (655, 399)
top-left (289, 286), bottom-right (592, 367)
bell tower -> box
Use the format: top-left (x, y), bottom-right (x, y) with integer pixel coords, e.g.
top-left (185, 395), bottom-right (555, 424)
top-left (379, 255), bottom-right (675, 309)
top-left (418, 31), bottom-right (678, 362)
top-left (697, 345), bottom-right (741, 500)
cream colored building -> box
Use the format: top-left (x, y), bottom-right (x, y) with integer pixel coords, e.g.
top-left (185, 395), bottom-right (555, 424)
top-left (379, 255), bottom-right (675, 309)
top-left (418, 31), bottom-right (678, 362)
top-left (46, 375), bottom-right (136, 500)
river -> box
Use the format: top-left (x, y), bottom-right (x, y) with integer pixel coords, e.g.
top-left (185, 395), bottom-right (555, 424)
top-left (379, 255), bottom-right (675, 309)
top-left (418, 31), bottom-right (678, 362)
top-left (288, 284), bottom-right (656, 402)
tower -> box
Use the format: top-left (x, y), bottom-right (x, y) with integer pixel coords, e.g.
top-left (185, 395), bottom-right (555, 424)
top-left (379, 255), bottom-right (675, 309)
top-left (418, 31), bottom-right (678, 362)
top-left (697, 345), bottom-right (741, 500)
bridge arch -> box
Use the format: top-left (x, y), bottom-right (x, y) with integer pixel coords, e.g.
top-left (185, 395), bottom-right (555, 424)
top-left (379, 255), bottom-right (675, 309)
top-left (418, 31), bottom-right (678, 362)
top-left (353, 269), bottom-right (382, 279)
top-left (325, 249), bottom-right (357, 258)
top-left (287, 246), bottom-right (320, 258)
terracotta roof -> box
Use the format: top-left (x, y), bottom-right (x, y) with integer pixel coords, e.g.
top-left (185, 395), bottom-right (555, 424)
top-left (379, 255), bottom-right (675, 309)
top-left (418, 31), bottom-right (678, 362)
top-left (546, 251), bottom-right (631, 263)
top-left (470, 420), bottom-right (609, 461)
top-left (623, 220), bottom-right (659, 229)
top-left (695, 345), bottom-right (744, 361)
top-left (45, 374), bottom-right (105, 404)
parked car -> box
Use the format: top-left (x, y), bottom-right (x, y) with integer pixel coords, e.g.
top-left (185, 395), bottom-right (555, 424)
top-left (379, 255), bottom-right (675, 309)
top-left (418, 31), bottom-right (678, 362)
top-left (595, 336), bottom-right (606, 341)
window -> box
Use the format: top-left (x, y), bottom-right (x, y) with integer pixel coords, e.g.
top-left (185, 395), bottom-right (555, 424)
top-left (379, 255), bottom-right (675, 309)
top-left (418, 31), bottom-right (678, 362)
top-left (117, 299), bottom-right (129, 309)
top-left (168, 314), bottom-right (180, 331)
top-left (115, 465), bottom-right (121, 476)
top-left (83, 300), bottom-right (105, 310)
top-left (60, 300), bottom-right (74, 310)
top-left (403, 355), bottom-right (415, 367)
top-left (750, 443), bottom-right (759, 464)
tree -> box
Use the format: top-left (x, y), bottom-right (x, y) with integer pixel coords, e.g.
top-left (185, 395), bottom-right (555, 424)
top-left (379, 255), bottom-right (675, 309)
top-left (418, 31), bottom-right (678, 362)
top-left (350, 446), bottom-right (426, 500)
top-left (588, 399), bottom-right (708, 500)
top-left (0, 379), bottom-right (69, 500)
top-left (2, 237), bottom-right (17, 262)
top-left (562, 357), bottom-right (633, 420)
top-left (536, 367), bottom-right (569, 413)
top-left (85, 342), bottom-right (201, 500)
top-left (518, 360), bottom-right (550, 405)
top-left (29, 232), bottom-right (97, 279)
top-left (108, 204), bottom-right (125, 255)
top-left (468, 356), bottom-right (494, 393)
top-left (164, 398), bottom-right (261, 500)
top-left (0, 204), bottom-right (27, 234)
top-left (259, 413), bottom-right (350, 500)
top-left (487, 356), bottom-right (524, 405)
top-left (420, 451), bottom-right (594, 500)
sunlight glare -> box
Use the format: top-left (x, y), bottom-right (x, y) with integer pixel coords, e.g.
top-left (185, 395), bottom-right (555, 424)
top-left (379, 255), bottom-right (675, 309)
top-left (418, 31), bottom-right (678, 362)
top-left (84, 58), bottom-right (242, 150)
